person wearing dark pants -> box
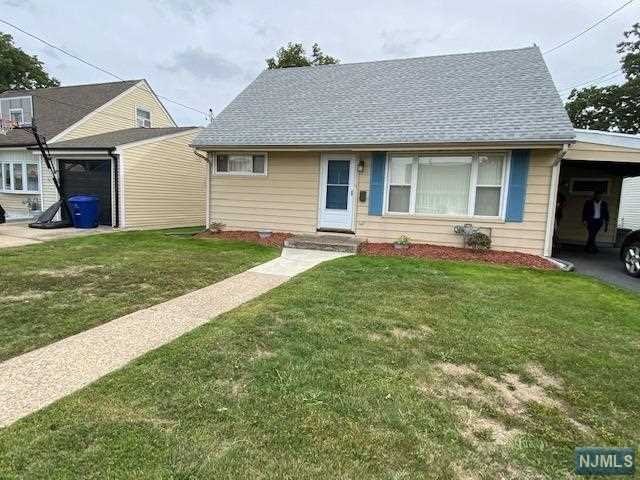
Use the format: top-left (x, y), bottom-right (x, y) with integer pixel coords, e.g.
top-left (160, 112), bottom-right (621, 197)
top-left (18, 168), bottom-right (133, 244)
top-left (582, 191), bottom-right (609, 253)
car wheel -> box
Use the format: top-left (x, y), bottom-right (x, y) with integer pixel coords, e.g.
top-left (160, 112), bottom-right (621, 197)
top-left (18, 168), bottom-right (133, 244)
top-left (623, 242), bottom-right (640, 277)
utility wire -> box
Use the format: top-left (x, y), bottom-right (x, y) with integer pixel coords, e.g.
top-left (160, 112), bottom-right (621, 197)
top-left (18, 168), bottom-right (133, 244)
top-left (557, 68), bottom-right (625, 93)
top-left (543, 0), bottom-right (636, 54)
top-left (0, 18), bottom-right (208, 117)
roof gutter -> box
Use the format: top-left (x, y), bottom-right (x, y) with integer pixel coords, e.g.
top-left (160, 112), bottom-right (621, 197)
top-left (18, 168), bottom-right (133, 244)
top-left (191, 139), bottom-right (577, 152)
top-left (0, 143), bottom-right (38, 149)
top-left (27, 146), bottom-right (117, 152)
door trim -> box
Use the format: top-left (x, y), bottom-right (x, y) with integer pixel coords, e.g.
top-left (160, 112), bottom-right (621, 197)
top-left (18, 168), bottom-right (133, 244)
top-left (317, 153), bottom-right (357, 232)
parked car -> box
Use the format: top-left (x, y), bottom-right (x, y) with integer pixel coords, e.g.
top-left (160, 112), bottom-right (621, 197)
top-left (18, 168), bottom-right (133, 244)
top-left (620, 229), bottom-right (640, 277)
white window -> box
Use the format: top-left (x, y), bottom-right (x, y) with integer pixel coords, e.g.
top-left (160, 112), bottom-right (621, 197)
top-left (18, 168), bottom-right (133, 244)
top-left (385, 152), bottom-right (508, 218)
top-left (136, 107), bottom-right (151, 128)
top-left (215, 154), bottom-right (267, 175)
top-left (569, 178), bottom-right (610, 195)
top-left (9, 108), bottom-right (24, 125)
top-left (0, 161), bottom-right (39, 193)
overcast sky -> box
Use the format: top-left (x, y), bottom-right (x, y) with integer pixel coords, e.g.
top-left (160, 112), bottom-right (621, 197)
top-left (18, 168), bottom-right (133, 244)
top-left (2, 0), bottom-right (638, 126)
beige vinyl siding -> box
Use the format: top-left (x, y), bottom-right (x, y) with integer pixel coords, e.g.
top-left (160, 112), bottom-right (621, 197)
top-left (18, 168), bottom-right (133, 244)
top-left (355, 149), bottom-right (557, 255)
top-left (210, 151), bottom-right (320, 233)
top-left (208, 149), bottom-right (555, 255)
top-left (40, 156), bottom-right (59, 211)
top-left (121, 130), bottom-right (205, 228)
top-left (0, 192), bottom-right (39, 215)
top-left (58, 82), bottom-right (175, 141)
top-left (566, 141), bottom-right (640, 163)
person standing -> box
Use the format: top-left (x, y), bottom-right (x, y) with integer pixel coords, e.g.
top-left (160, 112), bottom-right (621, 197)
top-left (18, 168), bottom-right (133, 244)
top-left (582, 191), bottom-right (609, 253)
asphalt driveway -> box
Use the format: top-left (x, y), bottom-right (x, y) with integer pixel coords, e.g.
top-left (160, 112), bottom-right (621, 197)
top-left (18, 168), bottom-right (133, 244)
top-left (0, 223), bottom-right (112, 248)
top-left (556, 245), bottom-right (640, 293)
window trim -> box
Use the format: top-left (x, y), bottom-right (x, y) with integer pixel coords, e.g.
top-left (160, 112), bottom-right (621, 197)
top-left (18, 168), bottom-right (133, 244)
top-left (213, 153), bottom-right (268, 176)
top-left (9, 108), bottom-right (24, 125)
top-left (383, 151), bottom-right (511, 220)
top-left (0, 160), bottom-right (41, 194)
top-left (569, 177), bottom-right (610, 196)
top-left (135, 106), bottom-right (151, 128)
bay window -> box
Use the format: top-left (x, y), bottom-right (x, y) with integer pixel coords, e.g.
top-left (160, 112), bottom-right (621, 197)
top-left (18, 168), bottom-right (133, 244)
top-left (0, 161), bottom-right (40, 193)
top-left (385, 152), bottom-right (508, 217)
top-left (215, 153), bottom-right (267, 175)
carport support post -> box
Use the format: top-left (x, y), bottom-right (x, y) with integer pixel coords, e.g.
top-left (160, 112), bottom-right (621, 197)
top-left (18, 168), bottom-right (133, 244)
top-left (543, 147), bottom-right (566, 257)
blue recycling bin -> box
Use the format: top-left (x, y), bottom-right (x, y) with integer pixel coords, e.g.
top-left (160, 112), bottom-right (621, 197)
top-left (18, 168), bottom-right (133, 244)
top-left (67, 195), bottom-right (100, 228)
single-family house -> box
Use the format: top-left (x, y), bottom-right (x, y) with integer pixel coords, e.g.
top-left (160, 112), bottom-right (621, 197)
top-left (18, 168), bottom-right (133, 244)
top-left (193, 47), bottom-right (640, 256)
top-left (0, 80), bottom-right (205, 228)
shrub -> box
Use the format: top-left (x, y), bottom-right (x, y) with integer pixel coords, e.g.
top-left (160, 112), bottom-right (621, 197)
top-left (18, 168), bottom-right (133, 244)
top-left (209, 221), bottom-right (226, 233)
top-left (466, 231), bottom-right (491, 250)
top-left (395, 235), bottom-right (410, 246)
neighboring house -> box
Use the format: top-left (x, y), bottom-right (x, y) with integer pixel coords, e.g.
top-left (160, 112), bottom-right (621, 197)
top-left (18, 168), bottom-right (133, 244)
top-left (193, 47), bottom-right (577, 256)
top-left (0, 80), bottom-right (205, 228)
top-left (620, 176), bottom-right (640, 230)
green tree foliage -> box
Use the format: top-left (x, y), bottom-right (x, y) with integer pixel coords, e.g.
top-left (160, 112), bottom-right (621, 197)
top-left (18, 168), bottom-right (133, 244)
top-left (266, 42), bottom-right (339, 69)
top-left (565, 23), bottom-right (640, 133)
top-left (0, 32), bottom-right (60, 92)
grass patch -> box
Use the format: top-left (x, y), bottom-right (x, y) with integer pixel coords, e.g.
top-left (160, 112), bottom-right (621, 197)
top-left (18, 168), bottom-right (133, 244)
top-left (0, 256), bottom-right (638, 478)
top-left (0, 229), bottom-right (278, 361)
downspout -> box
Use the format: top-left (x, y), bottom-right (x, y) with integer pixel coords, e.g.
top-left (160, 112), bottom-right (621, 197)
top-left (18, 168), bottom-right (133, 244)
top-left (543, 143), bottom-right (569, 257)
top-left (193, 148), bottom-right (211, 228)
top-left (109, 150), bottom-right (120, 228)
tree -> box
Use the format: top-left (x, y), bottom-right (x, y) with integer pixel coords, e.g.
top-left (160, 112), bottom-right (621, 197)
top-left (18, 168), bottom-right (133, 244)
top-left (0, 32), bottom-right (60, 92)
top-left (565, 23), bottom-right (640, 133)
top-left (266, 42), bottom-right (339, 69)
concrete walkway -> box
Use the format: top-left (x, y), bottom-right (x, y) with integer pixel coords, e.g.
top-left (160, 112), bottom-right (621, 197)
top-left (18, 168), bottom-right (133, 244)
top-left (0, 223), bottom-right (113, 249)
top-left (0, 248), bottom-right (351, 427)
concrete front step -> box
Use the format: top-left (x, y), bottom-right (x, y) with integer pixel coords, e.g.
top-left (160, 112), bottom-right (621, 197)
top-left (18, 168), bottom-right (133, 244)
top-left (284, 234), bottom-right (362, 253)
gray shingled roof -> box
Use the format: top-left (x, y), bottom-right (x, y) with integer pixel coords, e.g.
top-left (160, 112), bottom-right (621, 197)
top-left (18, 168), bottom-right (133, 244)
top-left (45, 127), bottom-right (198, 149)
top-left (193, 47), bottom-right (575, 148)
top-left (0, 80), bottom-right (140, 147)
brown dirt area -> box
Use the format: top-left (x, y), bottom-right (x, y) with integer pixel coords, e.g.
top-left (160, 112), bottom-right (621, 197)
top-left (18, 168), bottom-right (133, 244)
top-left (360, 242), bottom-right (556, 269)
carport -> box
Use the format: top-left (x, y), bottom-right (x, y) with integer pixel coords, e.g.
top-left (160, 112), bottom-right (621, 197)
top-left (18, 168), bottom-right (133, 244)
top-left (551, 129), bottom-right (640, 291)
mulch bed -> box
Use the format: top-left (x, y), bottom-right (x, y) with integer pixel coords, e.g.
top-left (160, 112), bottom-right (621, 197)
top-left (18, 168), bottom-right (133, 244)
top-left (359, 242), bottom-right (556, 270)
top-left (195, 230), bottom-right (556, 269)
top-left (194, 230), bottom-right (292, 248)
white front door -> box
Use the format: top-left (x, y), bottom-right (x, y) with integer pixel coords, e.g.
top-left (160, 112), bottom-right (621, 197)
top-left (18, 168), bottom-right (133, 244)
top-left (318, 154), bottom-right (356, 231)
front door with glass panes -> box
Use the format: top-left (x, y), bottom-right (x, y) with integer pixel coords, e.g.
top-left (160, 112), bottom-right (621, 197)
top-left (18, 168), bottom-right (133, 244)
top-left (318, 154), bottom-right (356, 231)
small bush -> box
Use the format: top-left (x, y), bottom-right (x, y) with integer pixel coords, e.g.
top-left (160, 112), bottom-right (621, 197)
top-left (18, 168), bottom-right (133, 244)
top-left (209, 221), bottom-right (226, 233)
top-left (466, 231), bottom-right (491, 250)
top-left (395, 235), bottom-right (410, 246)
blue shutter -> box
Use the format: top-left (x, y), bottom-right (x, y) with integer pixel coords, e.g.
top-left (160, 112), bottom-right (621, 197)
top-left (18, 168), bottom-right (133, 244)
top-left (369, 152), bottom-right (386, 215)
top-left (505, 149), bottom-right (530, 222)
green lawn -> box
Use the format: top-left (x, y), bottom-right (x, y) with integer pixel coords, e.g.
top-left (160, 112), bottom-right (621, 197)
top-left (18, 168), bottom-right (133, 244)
top-left (0, 229), bottom-right (278, 361)
top-left (1, 256), bottom-right (639, 479)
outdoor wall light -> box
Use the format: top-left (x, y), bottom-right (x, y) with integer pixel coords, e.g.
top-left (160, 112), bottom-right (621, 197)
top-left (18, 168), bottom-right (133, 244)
top-left (358, 160), bottom-right (365, 173)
